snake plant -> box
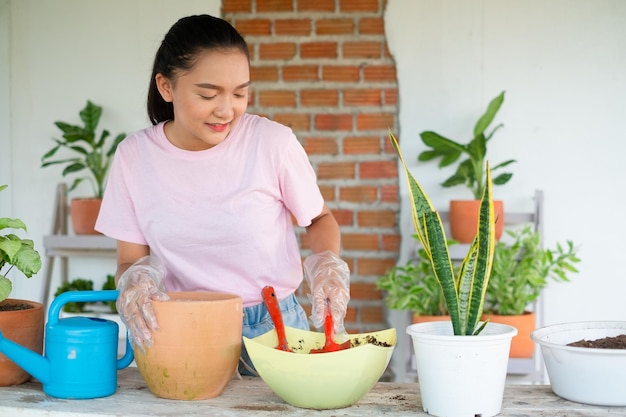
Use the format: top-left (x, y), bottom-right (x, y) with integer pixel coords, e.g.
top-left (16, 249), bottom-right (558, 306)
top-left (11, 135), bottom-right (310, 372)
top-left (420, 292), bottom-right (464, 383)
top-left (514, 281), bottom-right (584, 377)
top-left (390, 133), bottom-right (496, 335)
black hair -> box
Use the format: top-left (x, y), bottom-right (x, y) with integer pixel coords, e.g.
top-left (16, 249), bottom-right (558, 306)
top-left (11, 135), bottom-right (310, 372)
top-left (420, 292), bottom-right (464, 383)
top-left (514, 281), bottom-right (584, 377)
top-left (147, 15), bottom-right (249, 125)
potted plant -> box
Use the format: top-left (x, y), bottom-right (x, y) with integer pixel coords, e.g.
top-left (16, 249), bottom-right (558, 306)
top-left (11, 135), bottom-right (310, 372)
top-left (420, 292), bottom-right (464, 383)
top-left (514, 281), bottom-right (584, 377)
top-left (417, 91), bottom-right (516, 242)
top-left (0, 184), bottom-right (44, 386)
top-left (391, 133), bottom-right (517, 417)
top-left (377, 239), bottom-right (450, 322)
top-left (484, 225), bottom-right (580, 357)
top-left (41, 100), bottom-right (126, 234)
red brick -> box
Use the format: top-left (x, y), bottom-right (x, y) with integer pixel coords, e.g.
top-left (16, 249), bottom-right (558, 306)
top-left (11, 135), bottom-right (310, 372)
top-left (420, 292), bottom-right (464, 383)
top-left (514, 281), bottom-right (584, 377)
top-left (318, 185), bottom-right (335, 201)
top-left (342, 233), bottom-right (379, 251)
top-left (257, 0), bottom-right (292, 12)
top-left (283, 65), bottom-right (319, 81)
top-left (259, 90), bottom-right (296, 107)
top-left (359, 17), bottom-right (384, 34)
top-left (275, 19), bottom-right (312, 35)
top-left (340, 186), bottom-right (378, 203)
top-left (382, 234), bottom-right (401, 252)
top-left (316, 19), bottom-right (355, 35)
top-left (234, 19), bottom-right (271, 36)
top-left (250, 66), bottom-right (278, 82)
top-left (350, 282), bottom-right (383, 300)
top-left (301, 42), bottom-right (338, 59)
top-left (317, 162), bottom-right (356, 179)
top-left (301, 89), bottom-right (339, 107)
top-left (343, 41), bottom-right (382, 59)
top-left (384, 88), bottom-right (398, 105)
top-left (314, 114), bottom-right (352, 131)
top-left (361, 305), bottom-right (385, 323)
top-left (360, 161), bottom-right (398, 179)
top-left (340, 0), bottom-right (380, 12)
top-left (358, 210), bottom-right (397, 228)
top-left (322, 65), bottom-right (360, 82)
top-left (302, 137), bottom-right (338, 155)
top-left (381, 185), bottom-right (399, 203)
top-left (357, 258), bottom-right (397, 276)
top-left (273, 113), bottom-right (310, 131)
top-left (356, 113), bottom-right (394, 130)
top-left (364, 64), bottom-right (397, 82)
top-left (344, 136), bottom-right (380, 154)
top-left (259, 43), bottom-right (296, 60)
top-left (344, 89), bottom-right (382, 107)
top-left (222, 0), bottom-right (251, 13)
top-left (298, 0), bottom-right (335, 11)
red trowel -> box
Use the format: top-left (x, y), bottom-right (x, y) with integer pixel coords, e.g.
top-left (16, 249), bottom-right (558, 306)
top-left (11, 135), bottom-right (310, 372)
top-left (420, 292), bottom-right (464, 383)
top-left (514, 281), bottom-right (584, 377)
top-left (310, 301), bottom-right (351, 354)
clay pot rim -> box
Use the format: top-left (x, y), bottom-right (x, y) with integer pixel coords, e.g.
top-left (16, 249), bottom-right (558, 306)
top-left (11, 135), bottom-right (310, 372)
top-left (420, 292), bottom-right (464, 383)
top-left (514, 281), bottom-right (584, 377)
top-left (157, 291), bottom-right (242, 304)
top-left (0, 299), bottom-right (44, 309)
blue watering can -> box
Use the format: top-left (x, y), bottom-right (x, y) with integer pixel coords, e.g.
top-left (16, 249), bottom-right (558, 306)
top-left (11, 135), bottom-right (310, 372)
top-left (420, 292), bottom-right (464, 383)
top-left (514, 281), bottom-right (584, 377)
top-left (0, 290), bottom-right (133, 399)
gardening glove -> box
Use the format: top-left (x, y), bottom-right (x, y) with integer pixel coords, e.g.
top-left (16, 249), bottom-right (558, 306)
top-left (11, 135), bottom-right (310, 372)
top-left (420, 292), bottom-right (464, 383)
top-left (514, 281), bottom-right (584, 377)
top-left (304, 250), bottom-right (350, 339)
top-left (116, 255), bottom-right (169, 352)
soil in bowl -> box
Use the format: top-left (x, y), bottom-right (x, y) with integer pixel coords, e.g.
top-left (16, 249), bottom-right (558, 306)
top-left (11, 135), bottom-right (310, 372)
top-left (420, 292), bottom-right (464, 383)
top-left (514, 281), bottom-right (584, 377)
top-left (567, 334), bottom-right (626, 349)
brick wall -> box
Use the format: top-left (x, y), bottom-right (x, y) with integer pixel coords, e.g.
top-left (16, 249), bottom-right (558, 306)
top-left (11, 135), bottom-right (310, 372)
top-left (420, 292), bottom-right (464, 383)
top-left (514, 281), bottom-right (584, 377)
top-left (223, 0), bottom-right (399, 333)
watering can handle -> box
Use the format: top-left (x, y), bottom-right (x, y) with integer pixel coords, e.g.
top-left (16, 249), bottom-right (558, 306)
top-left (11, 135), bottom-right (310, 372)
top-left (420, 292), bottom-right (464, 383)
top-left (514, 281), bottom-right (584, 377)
top-left (48, 290), bottom-right (120, 325)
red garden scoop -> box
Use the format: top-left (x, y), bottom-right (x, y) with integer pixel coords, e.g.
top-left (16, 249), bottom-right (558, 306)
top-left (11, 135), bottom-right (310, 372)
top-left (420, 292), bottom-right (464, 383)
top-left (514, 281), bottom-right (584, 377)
top-left (310, 300), bottom-right (351, 354)
top-left (262, 286), bottom-right (291, 352)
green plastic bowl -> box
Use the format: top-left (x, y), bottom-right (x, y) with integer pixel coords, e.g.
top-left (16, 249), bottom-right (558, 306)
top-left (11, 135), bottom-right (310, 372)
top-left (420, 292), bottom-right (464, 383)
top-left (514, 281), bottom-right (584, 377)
top-left (243, 326), bottom-right (396, 409)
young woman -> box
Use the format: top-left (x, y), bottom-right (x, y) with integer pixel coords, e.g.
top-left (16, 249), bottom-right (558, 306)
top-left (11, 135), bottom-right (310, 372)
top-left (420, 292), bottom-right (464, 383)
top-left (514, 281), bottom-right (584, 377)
top-left (95, 14), bottom-right (350, 374)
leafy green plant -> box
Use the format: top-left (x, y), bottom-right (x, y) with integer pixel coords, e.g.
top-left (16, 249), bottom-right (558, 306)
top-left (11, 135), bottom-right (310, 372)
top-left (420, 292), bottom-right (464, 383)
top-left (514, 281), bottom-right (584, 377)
top-left (0, 185), bottom-right (42, 302)
top-left (485, 225), bottom-right (580, 316)
top-left (377, 237), bottom-right (458, 316)
top-left (390, 132), bottom-right (496, 335)
top-left (53, 278), bottom-right (94, 312)
top-left (41, 101), bottom-right (126, 199)
top-left (102, 274), bottom-right (117, 313)
top-left (417, 91), bottom-right (516, 199)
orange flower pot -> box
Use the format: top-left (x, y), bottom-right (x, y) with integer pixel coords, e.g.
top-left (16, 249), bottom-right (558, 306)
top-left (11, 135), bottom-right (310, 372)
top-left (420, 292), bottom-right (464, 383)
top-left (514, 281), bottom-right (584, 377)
top-left (449, 200), bottom-right (504, 243)
top-left (70, 198), bottom-right (102, 235)
top-left (134, 292), bottom-right (243, 400)
top-left (482, 311), bottom-right (536, 358)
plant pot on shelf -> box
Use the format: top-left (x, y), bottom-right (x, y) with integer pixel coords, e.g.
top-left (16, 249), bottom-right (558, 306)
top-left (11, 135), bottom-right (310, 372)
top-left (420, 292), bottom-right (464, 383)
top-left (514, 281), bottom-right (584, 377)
top-left (134, 291), bottom-right (243, 400)
top-left (483, 311), bottom-right (536, 358)
top-left (407, 321), bottom-right (517, 417)
top-left (412, 314), bottom-right (450, 324)
top-left (449, 199), bottom-right (504, 243)
top-left (0, 299), bottom-right (44, 386)
top-left (70, 198), bottom-right (102, 235)
top-left (532, 321), bottom-right (626, 406)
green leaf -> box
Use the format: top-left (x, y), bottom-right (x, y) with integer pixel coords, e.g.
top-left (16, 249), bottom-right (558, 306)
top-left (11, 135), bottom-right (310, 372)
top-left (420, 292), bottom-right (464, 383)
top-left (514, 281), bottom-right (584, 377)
top-left (0, 218), bottom-right (27, 232)
top-left (474, 91), bottom-right (505, 137)
top-left (0, 276), bottom-right (12, 301)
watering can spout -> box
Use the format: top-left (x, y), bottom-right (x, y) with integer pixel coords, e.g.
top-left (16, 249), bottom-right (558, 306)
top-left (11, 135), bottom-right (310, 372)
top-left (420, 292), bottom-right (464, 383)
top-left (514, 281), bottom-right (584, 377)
top-left (0, 330), bottom-right (51, 384)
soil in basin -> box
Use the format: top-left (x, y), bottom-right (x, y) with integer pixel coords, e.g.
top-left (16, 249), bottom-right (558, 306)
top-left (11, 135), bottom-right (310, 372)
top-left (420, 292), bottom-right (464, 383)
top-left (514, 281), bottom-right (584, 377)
top-left (567, 334), bottom-right (626, 349)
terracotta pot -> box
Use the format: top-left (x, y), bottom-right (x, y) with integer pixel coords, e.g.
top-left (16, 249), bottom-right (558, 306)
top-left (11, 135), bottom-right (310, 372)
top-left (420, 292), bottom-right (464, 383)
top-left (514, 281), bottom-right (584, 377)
top-left (449, 199), bottom-right (504, 243)
top-left (412, 314), bottom-right (451, 324)
top-left (70, 198), bottom-right (102, 235)
top-left (483, 311), bottom-right (536, 358)
top-left (0, 299), bottom-right (44, 386)
top-left (134, 291), bottom-right (243, 400)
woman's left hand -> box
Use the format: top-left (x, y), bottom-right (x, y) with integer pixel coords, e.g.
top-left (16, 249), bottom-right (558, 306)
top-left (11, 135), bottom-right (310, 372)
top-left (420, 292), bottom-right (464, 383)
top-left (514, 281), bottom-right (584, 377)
top-left (303, 250), bottom-right (350, 334)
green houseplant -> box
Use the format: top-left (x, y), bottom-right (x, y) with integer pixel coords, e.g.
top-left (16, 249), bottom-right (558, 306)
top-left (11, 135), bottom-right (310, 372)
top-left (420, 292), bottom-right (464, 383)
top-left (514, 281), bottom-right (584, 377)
top-left (483, 226), bottom-right (580, 358)
top-left (0, 184), bottom-right (45, 386)
top-left (392, 133), bottom-right (517, 417)
top-left (417, 91), bottom-right (516, 243)
top-left (377, 239), bottom-right (450, 319)
top-left (41, 101), bottom-right (125, 234)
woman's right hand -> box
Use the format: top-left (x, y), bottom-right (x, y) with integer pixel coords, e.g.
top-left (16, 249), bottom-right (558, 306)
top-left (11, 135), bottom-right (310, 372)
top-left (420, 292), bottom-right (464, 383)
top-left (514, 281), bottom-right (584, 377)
top-left (116, 256), bottom-right (169, 352)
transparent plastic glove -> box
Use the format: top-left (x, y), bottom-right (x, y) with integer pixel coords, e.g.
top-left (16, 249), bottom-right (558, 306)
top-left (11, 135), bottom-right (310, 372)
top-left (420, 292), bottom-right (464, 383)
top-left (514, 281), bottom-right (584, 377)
top-left (116, 255), bottom-right (169, 352)
top-left (303, 250), bottom-right (350, 337)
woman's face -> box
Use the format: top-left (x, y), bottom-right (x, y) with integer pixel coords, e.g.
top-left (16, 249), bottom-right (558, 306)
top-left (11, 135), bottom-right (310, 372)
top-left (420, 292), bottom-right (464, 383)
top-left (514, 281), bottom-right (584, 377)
top-left (156, 48), bottom-right (250, 151)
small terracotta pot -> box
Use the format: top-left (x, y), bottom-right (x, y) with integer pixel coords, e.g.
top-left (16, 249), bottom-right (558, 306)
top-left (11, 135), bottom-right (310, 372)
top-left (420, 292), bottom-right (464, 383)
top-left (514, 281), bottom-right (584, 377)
top-left (483, 311), bottom-right (536, 358)
top-left (449, 200), bottom-right (504, 243)
top-left (70, 198), bottom-right (102, 235)
top-left (0, 299), bottom-right (44, 386)
top-left (134, 292), bottom-right (243, 400)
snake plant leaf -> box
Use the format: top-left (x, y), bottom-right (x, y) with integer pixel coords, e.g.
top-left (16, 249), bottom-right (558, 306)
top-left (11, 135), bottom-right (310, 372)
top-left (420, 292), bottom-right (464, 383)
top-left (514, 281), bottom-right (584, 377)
top-left (390, 131), bottom-right (496, 336)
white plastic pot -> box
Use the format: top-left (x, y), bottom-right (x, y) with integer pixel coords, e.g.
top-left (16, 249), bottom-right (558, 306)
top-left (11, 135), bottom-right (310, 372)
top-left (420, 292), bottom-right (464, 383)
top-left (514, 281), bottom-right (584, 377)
top-left (407, 321), bottom-right (517, 417)
top-left (531, 321), bottom-right (626, 406)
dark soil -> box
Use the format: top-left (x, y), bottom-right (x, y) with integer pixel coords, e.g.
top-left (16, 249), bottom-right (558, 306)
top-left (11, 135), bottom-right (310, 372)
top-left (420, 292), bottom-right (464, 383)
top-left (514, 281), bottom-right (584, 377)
top-left (0, 302), bottom-right (34, 311)
top-left (567, 334), bottom-right (626, 349)
top-left (351, 335), bottom-right (392, 348)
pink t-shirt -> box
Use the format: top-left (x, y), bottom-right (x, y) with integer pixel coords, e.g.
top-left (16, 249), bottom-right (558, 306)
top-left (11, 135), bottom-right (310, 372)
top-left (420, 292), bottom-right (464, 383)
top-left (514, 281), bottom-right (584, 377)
top-left (95, 113), bottom-right (324, 306)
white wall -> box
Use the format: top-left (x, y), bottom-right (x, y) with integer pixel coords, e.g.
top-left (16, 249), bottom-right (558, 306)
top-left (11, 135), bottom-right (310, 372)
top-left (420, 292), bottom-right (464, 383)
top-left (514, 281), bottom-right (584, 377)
top-left (385, 0), bottom-right (626, 326)
top-left (3, 0), bottom-right (626, 327)
top-left (1, 0), bottom-right (220, 300)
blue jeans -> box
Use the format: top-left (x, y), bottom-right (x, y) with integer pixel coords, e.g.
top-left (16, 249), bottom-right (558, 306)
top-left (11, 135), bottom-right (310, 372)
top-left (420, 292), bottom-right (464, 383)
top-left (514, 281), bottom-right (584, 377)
top-left (239, 293), bottom-right (309, 376)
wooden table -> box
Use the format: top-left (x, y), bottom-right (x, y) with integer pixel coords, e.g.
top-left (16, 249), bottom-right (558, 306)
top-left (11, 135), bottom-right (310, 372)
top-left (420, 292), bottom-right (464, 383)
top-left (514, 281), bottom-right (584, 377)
top-left (1, 368), bottom-right (624, 416)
